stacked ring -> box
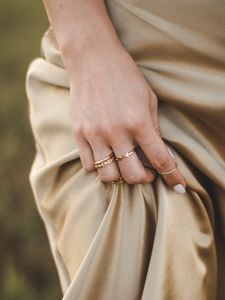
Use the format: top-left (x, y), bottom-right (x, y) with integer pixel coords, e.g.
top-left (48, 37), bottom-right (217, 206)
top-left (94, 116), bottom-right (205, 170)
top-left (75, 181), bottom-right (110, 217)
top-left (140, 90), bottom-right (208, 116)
top-left (94, 152), bottom-right (116, 169)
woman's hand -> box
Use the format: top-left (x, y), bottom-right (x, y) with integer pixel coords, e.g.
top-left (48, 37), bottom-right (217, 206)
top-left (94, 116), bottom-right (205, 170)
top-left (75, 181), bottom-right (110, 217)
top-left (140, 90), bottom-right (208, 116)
top-left (43, 0), bottom-right (186, 193)
top-left (68, 42), bottom-right (186, 193)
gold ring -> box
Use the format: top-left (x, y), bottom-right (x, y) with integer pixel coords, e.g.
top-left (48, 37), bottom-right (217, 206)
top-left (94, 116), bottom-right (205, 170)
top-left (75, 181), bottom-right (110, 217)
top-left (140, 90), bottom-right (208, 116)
top-left (111, 177), bottom-right (124, 184)
top-left (94, 152), bottom-right (116, 169)
top-left (115, 146), bottom-right (136, 161)
top-left (157, 162), bottom-right (178, 175)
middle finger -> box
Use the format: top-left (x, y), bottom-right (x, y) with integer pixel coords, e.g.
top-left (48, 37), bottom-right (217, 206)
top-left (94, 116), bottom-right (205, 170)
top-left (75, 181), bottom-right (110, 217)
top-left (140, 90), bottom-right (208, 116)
top-left (111, 137), bottom-right (156, 185)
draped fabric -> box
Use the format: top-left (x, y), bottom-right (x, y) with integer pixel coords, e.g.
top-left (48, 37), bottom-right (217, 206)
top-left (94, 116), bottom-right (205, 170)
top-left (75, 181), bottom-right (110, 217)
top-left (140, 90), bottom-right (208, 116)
top-left (25, 1), bottom-right (225, 299)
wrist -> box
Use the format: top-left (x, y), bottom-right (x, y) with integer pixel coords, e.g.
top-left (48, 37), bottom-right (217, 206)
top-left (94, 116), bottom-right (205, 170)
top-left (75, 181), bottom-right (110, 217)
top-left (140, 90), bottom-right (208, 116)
top-left (61, 27), bottom-right (121, 63)
top-left (60, 28), bottom-right (126, 79)
top-left (54, 2), bottom-right (124, 74)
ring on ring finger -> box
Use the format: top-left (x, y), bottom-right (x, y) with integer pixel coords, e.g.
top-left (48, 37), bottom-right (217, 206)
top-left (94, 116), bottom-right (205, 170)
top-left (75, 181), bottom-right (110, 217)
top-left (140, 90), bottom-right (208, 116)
top-left (94, 152), bottom-right (116, 169)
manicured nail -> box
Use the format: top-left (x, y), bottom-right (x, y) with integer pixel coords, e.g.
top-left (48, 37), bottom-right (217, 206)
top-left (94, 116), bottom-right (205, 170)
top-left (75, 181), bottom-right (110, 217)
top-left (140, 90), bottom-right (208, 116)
top-left (173, 184), bottom-right (186, 194)
top-left (167, 146), bottom-right (175, 159)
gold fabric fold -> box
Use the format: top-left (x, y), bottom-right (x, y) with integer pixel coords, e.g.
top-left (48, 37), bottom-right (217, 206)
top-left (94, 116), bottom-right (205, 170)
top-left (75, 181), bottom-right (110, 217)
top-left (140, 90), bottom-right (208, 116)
top-left (25, 1), bottom-right (225, 299)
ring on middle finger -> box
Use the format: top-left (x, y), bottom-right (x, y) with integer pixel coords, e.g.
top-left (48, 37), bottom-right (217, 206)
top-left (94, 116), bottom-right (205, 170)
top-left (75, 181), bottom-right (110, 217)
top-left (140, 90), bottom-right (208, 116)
top-left (115, 146), bottom-right (136, 161)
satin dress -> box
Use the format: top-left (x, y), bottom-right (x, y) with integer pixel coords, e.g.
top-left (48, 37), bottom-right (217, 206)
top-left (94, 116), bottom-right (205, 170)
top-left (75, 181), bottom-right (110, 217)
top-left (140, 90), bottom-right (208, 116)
top-left (25, 1), bottom-right (225, 299)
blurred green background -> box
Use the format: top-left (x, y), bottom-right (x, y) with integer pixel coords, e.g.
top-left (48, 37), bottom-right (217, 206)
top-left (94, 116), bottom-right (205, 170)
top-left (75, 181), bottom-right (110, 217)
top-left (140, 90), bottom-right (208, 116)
top-left (0, 1), bottom-right (62, 299)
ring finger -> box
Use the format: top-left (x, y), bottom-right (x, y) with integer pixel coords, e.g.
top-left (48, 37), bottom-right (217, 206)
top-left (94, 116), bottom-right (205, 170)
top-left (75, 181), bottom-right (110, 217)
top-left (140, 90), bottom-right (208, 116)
top-left (89, 138), bottom-right (122, 183)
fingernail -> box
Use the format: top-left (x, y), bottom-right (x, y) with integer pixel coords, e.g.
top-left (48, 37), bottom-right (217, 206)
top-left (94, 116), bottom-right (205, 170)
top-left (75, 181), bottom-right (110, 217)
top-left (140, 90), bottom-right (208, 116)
top-left (173, 184), bottom-right (186, 194)
top-left (167, 146), bottom-right (175, 159)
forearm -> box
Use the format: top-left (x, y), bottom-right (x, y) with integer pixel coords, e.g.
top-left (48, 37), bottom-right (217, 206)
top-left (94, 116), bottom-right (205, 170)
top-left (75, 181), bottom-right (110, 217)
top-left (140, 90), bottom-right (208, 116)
top-left (43, 0), bottom-right (123, 70)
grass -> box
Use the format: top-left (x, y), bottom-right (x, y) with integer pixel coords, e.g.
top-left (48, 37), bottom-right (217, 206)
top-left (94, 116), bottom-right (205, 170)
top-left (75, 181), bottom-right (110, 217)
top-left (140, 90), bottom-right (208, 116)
top-left (0, 1), bottom-right (62, 298)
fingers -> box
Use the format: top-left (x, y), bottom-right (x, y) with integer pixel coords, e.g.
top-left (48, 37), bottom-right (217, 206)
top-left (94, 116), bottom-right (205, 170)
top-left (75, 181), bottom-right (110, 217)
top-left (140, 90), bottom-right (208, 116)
top-left (88, 135), bottom-right (122, 182)
top-left (89, 135), bottom-right (156, 184)
top-left (73, 104), bottom-right (186, 192)
top-left (76, 126), bottom-right (156, 184)
top-left (134, 122), bottom-right (187, 193)
top-left (74, 124), bottom-right (186, 192)
top-left (74, 123), bottom-right (122, 181)
top-left (146, 89), bottom-right (186, 193)
top-left (112, 140), bottom-right (156, 185)
top-left (74, 133), bottom-right (96, 171)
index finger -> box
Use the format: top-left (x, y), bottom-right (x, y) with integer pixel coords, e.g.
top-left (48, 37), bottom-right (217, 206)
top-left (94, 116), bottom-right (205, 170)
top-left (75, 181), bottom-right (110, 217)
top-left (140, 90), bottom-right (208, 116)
top-left (134, 123), bottom-right (187, 194)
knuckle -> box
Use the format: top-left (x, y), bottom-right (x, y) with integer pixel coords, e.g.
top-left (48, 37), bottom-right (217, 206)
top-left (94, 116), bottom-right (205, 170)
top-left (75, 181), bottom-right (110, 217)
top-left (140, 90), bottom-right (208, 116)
top-left (84, 123), bottom-right (100, 138)
top-left (100, 174), bottom-right (120, 183)
top-left (72, 123), bottom-right (83, 138)
top-left (102, 121), bottom-right (120, 138)
top-left (143, 174), bottom-right (155, 183)
top-left (152, 151), bottom-right (170, 171)
top-left (126, 116), bottom-right (146, 132)
top-left (125, 176), bottom-right (136, 184)
top-left (83, 163), bottom-right (95, 172)
top-left (80, 155), bottom-right (95, 172)
top-left (125, 173), bottom-right (145, 184)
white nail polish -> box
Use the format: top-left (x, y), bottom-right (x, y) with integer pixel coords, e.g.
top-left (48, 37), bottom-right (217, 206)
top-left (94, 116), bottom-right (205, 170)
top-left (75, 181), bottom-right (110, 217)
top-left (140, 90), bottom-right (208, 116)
top-left (167, 146), bottom-right (175, 159)
top-left (173, 184), bottom-right (186, 194)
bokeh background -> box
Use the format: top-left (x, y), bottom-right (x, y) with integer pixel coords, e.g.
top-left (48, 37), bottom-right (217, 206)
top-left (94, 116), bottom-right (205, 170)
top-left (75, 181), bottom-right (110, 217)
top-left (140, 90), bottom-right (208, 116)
top-left (1, 1), bottom-right (61, 299)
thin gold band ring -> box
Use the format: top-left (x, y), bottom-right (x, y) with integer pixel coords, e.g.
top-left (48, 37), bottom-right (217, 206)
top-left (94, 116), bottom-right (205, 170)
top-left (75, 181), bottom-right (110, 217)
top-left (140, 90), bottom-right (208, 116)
top-left (157, 162), bottom-right (178, 175)
top-left (115, 146), bottom-right (136, 161)
top-left (111, 177), bottom-right (124, 184)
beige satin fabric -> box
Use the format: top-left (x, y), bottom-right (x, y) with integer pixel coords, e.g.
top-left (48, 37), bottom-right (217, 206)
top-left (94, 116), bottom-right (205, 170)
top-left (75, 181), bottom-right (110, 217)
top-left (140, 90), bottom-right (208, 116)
top-left (25, 1), bottom-right (225, 299)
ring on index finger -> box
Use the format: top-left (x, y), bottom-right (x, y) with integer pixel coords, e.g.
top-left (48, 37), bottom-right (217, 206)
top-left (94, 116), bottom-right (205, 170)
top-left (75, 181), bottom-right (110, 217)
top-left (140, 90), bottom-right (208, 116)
top-left (156, 162), bottom-right (178, 175)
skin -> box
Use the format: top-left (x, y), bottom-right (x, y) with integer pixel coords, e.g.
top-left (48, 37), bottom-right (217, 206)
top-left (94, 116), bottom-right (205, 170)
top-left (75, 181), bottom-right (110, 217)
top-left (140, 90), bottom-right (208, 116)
top-left (43, 0), bottom-right (186, 191)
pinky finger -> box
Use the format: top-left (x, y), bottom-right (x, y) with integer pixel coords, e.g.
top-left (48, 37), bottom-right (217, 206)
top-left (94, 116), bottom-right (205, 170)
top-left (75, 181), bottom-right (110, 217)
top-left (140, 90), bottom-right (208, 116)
top-left (75, 135), bottom-right (95, 171)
